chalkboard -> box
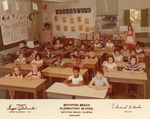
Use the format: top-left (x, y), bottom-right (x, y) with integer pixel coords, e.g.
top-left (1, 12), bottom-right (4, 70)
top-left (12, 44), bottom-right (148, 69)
top-left (0, 26), bottom-right (25, 51)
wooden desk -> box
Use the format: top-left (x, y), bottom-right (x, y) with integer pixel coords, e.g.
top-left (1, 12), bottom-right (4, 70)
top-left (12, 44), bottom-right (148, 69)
top-left (123, 53), bottom-right (145, 62)
top-left (63, 58), bottom-right (98, 74)
top-left (26, 57), bottom-right (56, 66)
top-left (0, 77), bottom-right (46, 99)
top-left (46, 82), bottom-right (107, 99)
top-left (102, 61), bottom-right (146, 69)
top-left (80, 52), bottom-right (103, 58)
top-left (41, 67), bottom-right (89, 84)
top-left (65, 47), bottom-right (76, 51)
top-left (95, 48), bottom-right (115, 54)
top-left (104, 71), bottom-right (147, 98)
top-left (39, 51), bottom-right (69, 57)
top-left (0, 63), bottom-right (44, 77)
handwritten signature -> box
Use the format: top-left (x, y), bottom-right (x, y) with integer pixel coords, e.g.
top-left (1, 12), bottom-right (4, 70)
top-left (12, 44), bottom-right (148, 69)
top-left (7, 104), bottom-right (37, 112)
top-left (111, 103), bottom-right (142, 109)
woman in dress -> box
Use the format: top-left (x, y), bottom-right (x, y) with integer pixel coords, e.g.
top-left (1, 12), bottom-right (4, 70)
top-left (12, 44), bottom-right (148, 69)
top-left (124, 25), bottom-right (136, 50)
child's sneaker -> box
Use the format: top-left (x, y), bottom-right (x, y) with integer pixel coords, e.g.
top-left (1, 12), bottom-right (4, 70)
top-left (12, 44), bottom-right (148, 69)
top-left (105, 95), bottom-right (110, 99)
top-left (132, 91), bottom-right (137, 97)
top-left (129, 90), bottom-right (133, 96)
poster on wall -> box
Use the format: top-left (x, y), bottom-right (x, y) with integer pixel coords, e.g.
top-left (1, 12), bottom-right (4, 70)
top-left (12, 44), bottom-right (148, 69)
top-left (52, 10), bottom-right (95, 38)
top-left (63, 25), bottom-right (68, 32)
top-left (62, 17), bottom-right (67, 23)
top-left (20, 21), bottom-right (28, 40)
top-left (54, 16), bottom-right (58, 22)
top-left (85, 18), bottom-right (90, 24)
top-left (79, 25), bottom-right (83, 31)
top-left (70, 18), bottom-right (74, 24)
top-left (1, 21), bottom-right (28, 45)
top-left (1, 23), bottom-right (12, 45)
top-left (71, 26), bottom-right (76, 32)
top-left (11, 21), bottom-right (20, 42)
top-left (77, 16), bottom-right (82, 23)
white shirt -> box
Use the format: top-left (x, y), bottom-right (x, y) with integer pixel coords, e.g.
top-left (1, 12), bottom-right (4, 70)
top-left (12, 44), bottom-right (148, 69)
top-left (27, 71), bottom-right (41, 78)
top-left (135, 48), bottom-right (143, 54)
top-left (113, 53), bottom-right (123, 62)
top-left (68, 75), bottom-right (83, 85)
top-left (17, 57), bottom-right (26, 63)
top-left (126, 36), bottom-right (134, 44)
top-left (93, 43), bottom-right (102, 48)
top-left (31, 59), bottom-right (43, 65)
top-left (103, 61), bottom-right (117, 70)
top-left (105, 42), bottom-right (114, 48)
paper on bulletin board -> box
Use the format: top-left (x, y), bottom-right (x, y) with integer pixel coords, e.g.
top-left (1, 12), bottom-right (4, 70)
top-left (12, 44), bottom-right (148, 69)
top-left (52, 13), bottom-right (95, 38)
top-left (20, 21), bottom-right (28, 41)
top-left (1, 23), bottom-right (12, 45)
top-left (1, 21), bottom-right (28, 45)
top-left (11, 21), bottom-right (20, 42)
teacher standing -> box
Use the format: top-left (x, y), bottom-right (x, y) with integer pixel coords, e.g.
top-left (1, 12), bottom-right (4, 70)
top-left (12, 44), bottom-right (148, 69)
top-left (124, 25), bottom-right (136, 50)
top-left (43, 23), bottom-right (53, 45)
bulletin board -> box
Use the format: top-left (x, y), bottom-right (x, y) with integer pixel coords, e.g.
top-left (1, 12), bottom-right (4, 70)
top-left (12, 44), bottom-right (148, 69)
top-left (0, 25), bottom-right (25, 51)
top-left (0, 14), bottom-right (29, 51)
top-left (52, 8), bottom-right (95, 38)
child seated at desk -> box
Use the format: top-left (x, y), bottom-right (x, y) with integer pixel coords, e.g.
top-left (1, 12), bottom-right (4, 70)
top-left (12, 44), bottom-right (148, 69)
top-left (73, 56), bottom-right (84, 68)
top-left (53, 54), bottom-right (65, 68)
top-left (78, 43), bottom-right (88, 53)
top-left (88, 69), bottom-right (109, 90)
top-left (105, 38), bottom-right (115, 48)
top-left (31, 53), bottom-right (43, 65)
top-left (70, 50), bottom-right (80, 59)
top-left (14, 59), bottom-right (20, 66)
top-left (63, 66), bottom-right (84, 87)
top-left (67, 40), bottom-right (74, 48)
top-left (30, 48), bottom-right (38, 58)
top-left (54, 39), bottom-right (64, 51)
top-left (121, 44), bottom-right (130, 54)
top-left (102, 54), bottom-right (118, 72)
top-left (93, 40), bottom-right (102, 50)
top-left (112, 49), bottom-right (123, 63)
top-left (128, 49), bottom-right (139, 62)
top-left (5, 65), bottom-right (23, 99)
top-left (135, 44), bottom-right (144, 54)
top-left (16, 52), bottom-right (26, 64)
top-left (85, 48), bottom-right (98, 60)
top-left (122, 56), bottom-right (144, 97)
top-left (44, 42), bottom-right (53, 51)
top-left (6, 65), bottom-right (23, 78)
top-left (46, 47), bottom-right (56, 58)
top-left (25, 64), bottom-right (41, 79)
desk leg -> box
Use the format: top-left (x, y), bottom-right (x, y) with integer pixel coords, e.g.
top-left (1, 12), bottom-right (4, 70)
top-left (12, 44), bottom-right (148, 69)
top-left (144, 83), bottom-right (146, 99)
top-left (34, 92), bottom-right (37, 99)
top-left (43, 84), bottom-right (46, 99)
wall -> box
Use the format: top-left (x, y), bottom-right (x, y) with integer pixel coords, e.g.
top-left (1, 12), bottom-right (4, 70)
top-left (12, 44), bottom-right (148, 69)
top-left (118, 0), bottom-right (150, 43)
top-left (97, 0), bottom-right (118, 15)
top-left (0, 0), bottom-right (43, 55)
top-left (0, 0), bottom-right (31, 55)
top-left (42, 0), bottom-right (97, 22)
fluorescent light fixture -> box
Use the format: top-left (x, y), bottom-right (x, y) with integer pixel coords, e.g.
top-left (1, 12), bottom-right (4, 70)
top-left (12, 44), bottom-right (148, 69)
top-left (15, 1), bottom-right (19, 11)
top-left (42, 0), bottom-right (78, 2)
top-left (32, 2), bottom-right (38, 10)
top-left (2, 0), bottom-right (9, 11)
